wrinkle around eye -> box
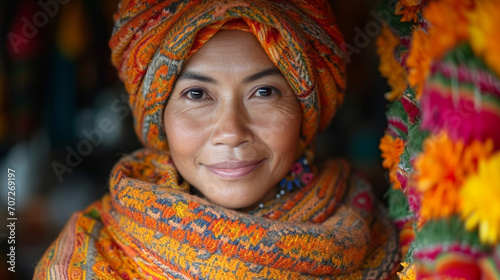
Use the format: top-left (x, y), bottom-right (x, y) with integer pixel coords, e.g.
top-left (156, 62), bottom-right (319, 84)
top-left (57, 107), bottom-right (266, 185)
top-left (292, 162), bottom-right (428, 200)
top-left (164, 103), bottom-right (189, 119)
top-left (164, 100), bottom-right (213, 120)
top-left (277, 96), bottom-right (302, 120)
top-left (251, 95), bottom-right (302, 122)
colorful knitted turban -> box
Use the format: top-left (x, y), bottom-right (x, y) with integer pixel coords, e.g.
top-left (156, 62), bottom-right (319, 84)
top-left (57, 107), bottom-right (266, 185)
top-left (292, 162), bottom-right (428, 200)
top-left (110, 0), bottom-right (347, 151)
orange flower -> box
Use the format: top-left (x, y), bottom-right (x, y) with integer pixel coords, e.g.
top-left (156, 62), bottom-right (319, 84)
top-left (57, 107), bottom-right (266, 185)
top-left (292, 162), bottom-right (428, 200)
top-left (419, 180), bottom-right (462, 219)
top-left (414, 133), bottom-right (465, 192)
top-left (380, 135), bottom-right (405, 170)
top-left (468, 0), bottom-right (500, 78)
top-left (376, 26), bottom-right (407, 101)
top-left (395, 0), bottom-right (422, 23)
top-left (407, 0), bottom-right (473, 99)
top-left (389, 170), bottom-right (402, 190)
top-left (379, 135), bottom-right (405, 189)
top-left (424, 0), bottom-right (471, 59)
top-left (407, 29), bottom-right (431, 98)
top-left (413, 133), bottom-right (494, 220)
top-left (462, 138), bottom-right (494, 174)
top-left (401, 0), bottom-right (424, 6)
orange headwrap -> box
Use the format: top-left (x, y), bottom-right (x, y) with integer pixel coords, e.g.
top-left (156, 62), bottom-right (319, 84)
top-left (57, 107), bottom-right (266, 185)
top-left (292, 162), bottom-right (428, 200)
top-left (110, 0), bottom-right (347, 151)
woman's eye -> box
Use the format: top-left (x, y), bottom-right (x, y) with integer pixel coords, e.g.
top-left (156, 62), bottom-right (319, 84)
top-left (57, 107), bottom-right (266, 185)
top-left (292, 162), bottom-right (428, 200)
top-left (185, 89), bottom-right (206, 100)
top-left (256, 87), bottom-right (279, 97)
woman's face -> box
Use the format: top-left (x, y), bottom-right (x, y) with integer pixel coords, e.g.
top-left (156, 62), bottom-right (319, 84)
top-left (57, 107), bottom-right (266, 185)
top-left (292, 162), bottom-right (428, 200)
top-left (164, 29), bottom-right (302, 209)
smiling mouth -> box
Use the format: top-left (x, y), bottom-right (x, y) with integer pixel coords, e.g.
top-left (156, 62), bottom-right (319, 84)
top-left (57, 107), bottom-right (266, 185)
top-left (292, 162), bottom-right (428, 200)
top-left (205, 160), bottom-right (264, 179)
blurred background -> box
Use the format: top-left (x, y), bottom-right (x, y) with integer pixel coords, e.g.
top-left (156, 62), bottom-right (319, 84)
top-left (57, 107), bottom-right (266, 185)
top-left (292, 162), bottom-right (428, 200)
top-left (0, 0), bottom-right (390, 279)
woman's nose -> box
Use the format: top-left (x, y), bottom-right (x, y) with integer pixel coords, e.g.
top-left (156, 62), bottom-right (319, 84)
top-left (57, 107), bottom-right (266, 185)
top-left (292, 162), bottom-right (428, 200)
top-left (210, 101), bottom-right (254, 147)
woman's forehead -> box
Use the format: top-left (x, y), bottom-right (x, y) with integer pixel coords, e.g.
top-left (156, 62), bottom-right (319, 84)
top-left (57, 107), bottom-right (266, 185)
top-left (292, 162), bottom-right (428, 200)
top-left (180, 30), bottom-right (279, 79)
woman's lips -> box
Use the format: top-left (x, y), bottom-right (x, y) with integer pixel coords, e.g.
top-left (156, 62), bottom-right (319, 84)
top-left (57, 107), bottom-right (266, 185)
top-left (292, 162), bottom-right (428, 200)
top-left (205, 160), bottom-right (264, 179)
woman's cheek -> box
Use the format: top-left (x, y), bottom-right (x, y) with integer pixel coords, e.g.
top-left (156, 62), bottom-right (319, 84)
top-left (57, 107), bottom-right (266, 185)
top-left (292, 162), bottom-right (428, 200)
top-left (250, 99), bottom-right (302, 149)
top-left (164, 103), bottom-right (212, 153)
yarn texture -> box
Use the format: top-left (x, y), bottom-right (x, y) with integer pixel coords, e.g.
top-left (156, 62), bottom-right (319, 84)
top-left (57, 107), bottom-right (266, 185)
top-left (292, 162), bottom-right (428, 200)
top-left (34, 149), bottom-right (400, 279)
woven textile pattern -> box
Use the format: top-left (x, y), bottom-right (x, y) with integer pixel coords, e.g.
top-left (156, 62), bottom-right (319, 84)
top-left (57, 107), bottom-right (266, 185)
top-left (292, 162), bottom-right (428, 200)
top-left (109, 0), bottom-right (347, 151)
top-left (35, 148), bottom-right (400, 279)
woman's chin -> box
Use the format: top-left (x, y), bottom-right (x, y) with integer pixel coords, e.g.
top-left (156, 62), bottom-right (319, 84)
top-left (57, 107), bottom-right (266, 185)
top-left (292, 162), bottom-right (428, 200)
top-left (203, 192), bottom-right (260, 209)
top-left (199, 185), bottom-right (276, 210)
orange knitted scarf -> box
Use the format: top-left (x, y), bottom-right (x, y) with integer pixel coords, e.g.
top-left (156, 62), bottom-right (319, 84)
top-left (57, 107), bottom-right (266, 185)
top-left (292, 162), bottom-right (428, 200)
top-left (35, 148), bottom-right (399, 279)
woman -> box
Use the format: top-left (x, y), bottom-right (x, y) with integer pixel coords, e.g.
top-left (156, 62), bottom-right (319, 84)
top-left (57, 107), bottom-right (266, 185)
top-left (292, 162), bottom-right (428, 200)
top-left (35, 0), bottom-right (400, 279)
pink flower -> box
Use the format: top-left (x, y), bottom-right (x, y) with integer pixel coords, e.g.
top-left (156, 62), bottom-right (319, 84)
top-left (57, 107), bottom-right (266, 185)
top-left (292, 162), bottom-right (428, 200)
top-left (291, 162), bottom-right (303, 174)
top-left (302, 173), bottom-right (314, 184)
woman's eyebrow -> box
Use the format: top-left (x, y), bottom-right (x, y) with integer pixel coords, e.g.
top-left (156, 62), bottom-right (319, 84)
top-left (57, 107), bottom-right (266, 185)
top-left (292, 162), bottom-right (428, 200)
top-left (177, 71), bottom-right (217, 84)
top-left (177, 67), bottom-right (283, 84)
top-left (243, 67), bottom-right (283, 83)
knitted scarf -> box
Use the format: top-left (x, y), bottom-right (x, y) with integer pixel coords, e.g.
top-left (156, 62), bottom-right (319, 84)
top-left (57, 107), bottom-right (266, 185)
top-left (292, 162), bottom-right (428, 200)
top-left (35, 148), bottom-right (400, 279)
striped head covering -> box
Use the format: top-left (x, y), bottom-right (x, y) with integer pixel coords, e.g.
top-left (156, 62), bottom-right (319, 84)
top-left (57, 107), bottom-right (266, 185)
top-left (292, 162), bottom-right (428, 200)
top-left (109, 0), bottom-right (347, 151)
